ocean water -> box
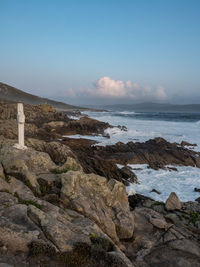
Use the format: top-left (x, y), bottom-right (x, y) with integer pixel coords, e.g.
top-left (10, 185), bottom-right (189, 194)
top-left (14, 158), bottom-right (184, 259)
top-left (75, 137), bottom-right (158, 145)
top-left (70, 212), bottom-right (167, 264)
top-left (82, 110), bottom-right (200, 202)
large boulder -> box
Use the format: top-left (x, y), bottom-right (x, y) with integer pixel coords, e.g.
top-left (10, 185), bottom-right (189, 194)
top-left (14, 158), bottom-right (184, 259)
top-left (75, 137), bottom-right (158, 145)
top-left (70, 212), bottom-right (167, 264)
top-left (60, 171), bottom-right (134, 243)
top-left (0, 145), bottom-right (57, 194)
top-left (165, 192), bottom-right (182, 211)
top-left (27, 138), bottom-right (76, 165)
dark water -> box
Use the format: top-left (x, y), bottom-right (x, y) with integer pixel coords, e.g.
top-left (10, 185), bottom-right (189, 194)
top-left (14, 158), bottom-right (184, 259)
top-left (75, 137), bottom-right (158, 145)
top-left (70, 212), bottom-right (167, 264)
top-left (106, 111), bottom-right (200, 123)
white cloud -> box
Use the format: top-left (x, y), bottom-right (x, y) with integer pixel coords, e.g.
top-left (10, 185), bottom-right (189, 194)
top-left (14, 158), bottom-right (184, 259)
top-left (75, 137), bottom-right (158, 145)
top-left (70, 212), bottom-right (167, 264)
top-left (66, 76), bottom-right (168, 102)
top-left (94, 76), bottom-right (126, 98)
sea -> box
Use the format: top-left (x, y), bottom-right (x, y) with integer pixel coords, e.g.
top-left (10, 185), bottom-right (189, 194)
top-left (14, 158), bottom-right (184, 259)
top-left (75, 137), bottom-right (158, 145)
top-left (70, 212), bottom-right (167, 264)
top-left (68, 110), bottom-right (200, 202)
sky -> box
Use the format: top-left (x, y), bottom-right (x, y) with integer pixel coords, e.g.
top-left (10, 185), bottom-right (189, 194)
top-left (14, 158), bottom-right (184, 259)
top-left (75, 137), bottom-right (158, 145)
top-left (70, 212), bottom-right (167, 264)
top-left (0, 0), bottom-right (200, 105)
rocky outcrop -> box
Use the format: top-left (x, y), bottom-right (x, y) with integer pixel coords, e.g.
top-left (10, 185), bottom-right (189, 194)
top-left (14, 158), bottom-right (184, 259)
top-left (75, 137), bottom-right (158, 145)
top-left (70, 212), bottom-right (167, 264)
top-left (124, 193), bottom-right (200, 267)
top-left (0, 101), bottom-right (112, 142)
top-left (27, 138), bottom-right (77, 165)
top-left (165, 192), bottom-right (182, 211)
top-left (61, 171), bottom-right (134, 243)
top-left (92, 137), bottom-right (200, 168)
top-left (0, 140), bottom-right (134, 266)
top-left (1, 100), bottom-right (200, 266)
top-left (0, 145), bottom-right (57, 194)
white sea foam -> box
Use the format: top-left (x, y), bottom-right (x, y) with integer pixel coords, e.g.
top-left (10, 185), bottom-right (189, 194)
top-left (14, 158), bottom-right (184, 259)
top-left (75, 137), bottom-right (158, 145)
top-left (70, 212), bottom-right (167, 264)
top-left (85, 111), bottom-right (200, 152)
top-left (117, 111), bottom-right (137, 115)
top-left (84, 110), bottom-right (200, 201)
top-left (126, 164), bottom-right (200, 202)
top-left (68, 115), bottom-right (83, 120)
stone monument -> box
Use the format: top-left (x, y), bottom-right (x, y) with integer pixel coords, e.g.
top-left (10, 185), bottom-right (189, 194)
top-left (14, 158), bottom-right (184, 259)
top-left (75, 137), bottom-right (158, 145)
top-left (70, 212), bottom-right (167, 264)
top-left (13, 103), bottom-right (27, 150)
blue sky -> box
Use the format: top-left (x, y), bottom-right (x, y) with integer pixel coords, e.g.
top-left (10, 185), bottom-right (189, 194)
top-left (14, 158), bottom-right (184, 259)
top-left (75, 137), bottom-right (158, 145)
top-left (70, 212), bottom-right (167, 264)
top-left (0, 0), bottom-right (200, 105)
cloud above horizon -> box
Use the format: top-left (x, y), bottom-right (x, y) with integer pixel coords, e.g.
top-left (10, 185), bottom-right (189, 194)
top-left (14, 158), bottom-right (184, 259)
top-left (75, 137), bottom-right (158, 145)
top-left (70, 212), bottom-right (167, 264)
top-left (66, 76), bottom-right (168, 102)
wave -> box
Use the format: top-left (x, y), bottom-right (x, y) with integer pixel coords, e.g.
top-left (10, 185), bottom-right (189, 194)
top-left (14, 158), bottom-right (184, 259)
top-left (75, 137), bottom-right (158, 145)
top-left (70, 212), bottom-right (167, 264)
top-left (196, 120), bottom-right (200, 124)
top-left (126, 165), bottom-right (200, 202)
top-left (104, 127), bottom-right (160, 140)
top-left (117, 111), bottom-right (136, 115)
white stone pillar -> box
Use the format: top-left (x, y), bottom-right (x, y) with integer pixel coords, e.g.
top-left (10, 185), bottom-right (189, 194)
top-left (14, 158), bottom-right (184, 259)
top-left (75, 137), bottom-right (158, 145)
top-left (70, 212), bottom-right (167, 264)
top-left (14, 103), bottom-right (27, 150)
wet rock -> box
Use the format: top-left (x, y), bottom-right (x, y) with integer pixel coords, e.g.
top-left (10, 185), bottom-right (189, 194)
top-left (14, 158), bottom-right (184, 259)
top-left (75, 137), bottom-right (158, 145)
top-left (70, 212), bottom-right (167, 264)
top-left (195, 197), bottom-right (200, 203)
top-left (167, 166), bottom-right (178, 171)
top-left (181, 141), bottom-right (197, 147)
top-left (128, 194), bottom-right (154, 210)
top-left (194, 187), bottom-right (200, 192)
top-left (64, 116), bottom-right (112, 136)
top-left (150, 189), bottom-right (161, 195)
top-left (165, 192), bottom-right (182, 211)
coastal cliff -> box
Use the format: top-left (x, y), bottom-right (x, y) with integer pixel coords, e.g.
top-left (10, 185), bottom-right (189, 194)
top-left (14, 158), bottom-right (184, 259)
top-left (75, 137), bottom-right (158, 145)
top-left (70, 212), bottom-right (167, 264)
top-left (0, 100), bottom-right (200, 266)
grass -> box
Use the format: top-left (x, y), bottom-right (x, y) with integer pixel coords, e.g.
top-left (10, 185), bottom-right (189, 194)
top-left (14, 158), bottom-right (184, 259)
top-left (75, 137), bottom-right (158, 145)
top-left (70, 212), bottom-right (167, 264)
top-left (51, 165), bottom-right (78, 174)
top-left (153, 201), bottom-right (164, 206)
top-left (14, 192), bottom-right (42, 209)
top-left (189, 211), bottom-right (200, 225)
top-left (40, 185), bottom-right (47, 194)
top-left (21, 200), bottom-right (42, 209)
top-left (89, 233), bottom-right (113, 252)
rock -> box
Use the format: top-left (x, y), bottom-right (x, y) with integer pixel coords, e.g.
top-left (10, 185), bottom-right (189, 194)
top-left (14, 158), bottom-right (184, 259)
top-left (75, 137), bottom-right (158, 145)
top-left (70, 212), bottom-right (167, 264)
top-left (194, 188), bottom-right (200, 192)
top-left (64, 116), bottom-right (112, 136)
top-left (108, 251), bottom-right (134, 267)
top-left (9, 176), bottom-right (37, 201)
top-left (0, 264), bottom-right (14, 267)
top-left (27, 138), bottom-right (76, 165)
top-left (128, 194), bottom-right (154, 210)
top-left (120, 166), bottom-right (138, 184)
top-left (0, 177), bottom-right (11, 192)
top-left (0, 193), bottom-right (44, 253)
top-left (167, 166), bottom-right (178, 171)
top-left (181, 141), bottom-right (197, 147)
top-left (61, 171), bottom-right (134, 242)
top-left (150, 189), bottom-right (161, 195)
top-left (165, 192), bottom-right (182, 211)
top-left (0, 145), bottom-right (57, 194)
top-left (53, 156), bottom-right (82, 173)
top-left (195, 197), bottom-right (200, 203)
top-left (165, 213), bottom-right (180, 224)
top-left (0, 164), bottom-right (5, 179)
top-left (168, 239), bottom-right (200, 257)
top-left (149, 217), bottom-right (172, 230)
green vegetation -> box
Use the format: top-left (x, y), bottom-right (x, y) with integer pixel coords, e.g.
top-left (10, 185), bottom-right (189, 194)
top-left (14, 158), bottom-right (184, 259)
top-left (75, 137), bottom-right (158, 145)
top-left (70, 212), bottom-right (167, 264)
top-left (21, 200), bottom-right (42, 209)
top-left (153, 201), bottom-right (163, 206)
top-left (40, 185), bottom-right (47, 194)
top-left (14, 192), bottom-right (42, 209)
top-left (51, 165), bottom-right (78, 174)
top-left (189, 211), bottom-right (200, 225)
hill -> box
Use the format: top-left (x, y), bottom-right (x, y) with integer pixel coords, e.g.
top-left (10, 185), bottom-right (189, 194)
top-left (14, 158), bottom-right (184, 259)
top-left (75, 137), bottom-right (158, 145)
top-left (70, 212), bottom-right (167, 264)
top-left (0, 82), bottom-right (86, 110)
top-left (103, 102), bottom-right (200, 112)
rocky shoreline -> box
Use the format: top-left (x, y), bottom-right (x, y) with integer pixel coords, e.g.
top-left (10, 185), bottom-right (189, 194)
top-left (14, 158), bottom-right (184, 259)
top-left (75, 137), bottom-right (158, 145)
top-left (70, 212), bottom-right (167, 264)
top-left (0, 100), bottom-right (200, 266)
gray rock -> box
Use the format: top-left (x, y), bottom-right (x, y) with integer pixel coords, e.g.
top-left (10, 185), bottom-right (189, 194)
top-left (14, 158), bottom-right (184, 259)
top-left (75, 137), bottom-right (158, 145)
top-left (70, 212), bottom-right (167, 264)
top-left (61, 171), bottom-right (134, 242)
